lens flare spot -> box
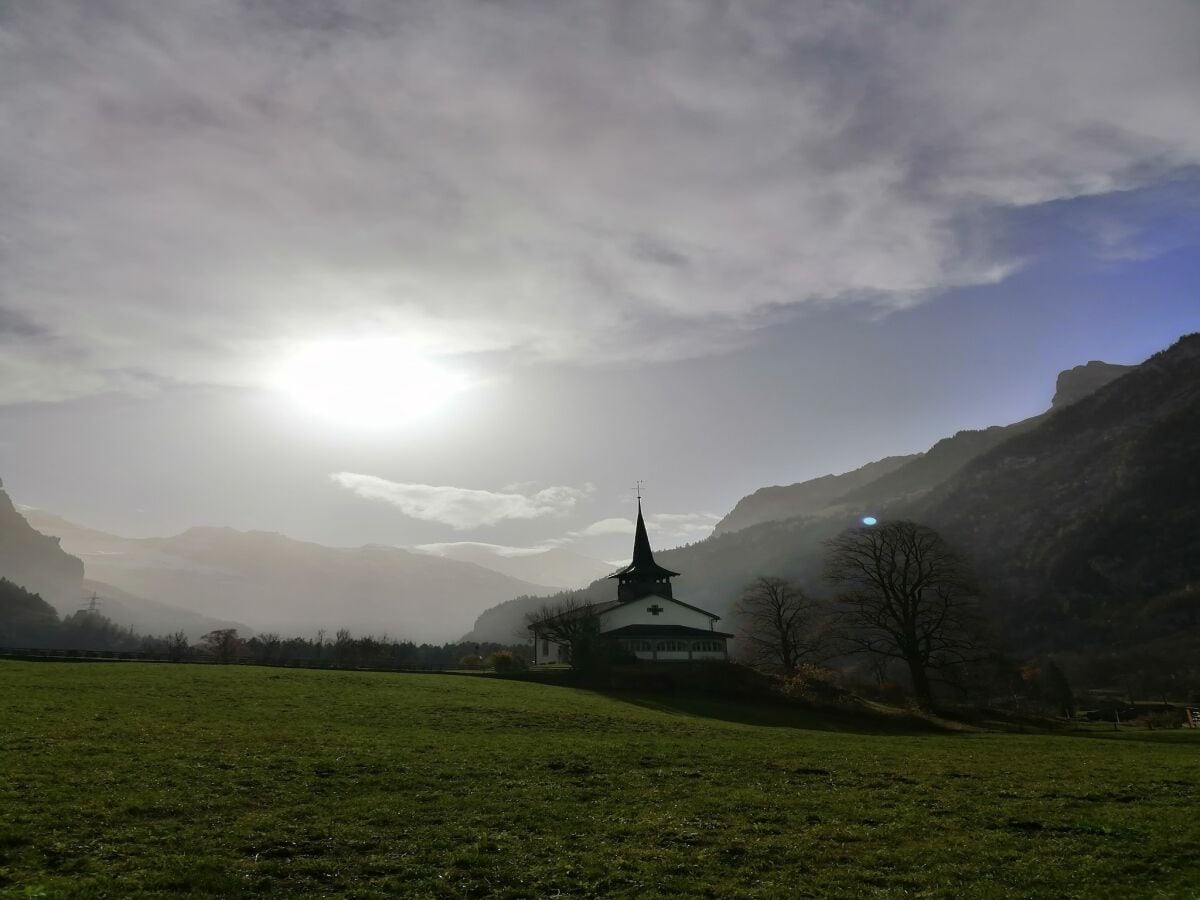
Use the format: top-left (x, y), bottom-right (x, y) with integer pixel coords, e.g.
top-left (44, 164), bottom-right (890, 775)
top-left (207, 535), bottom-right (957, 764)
top-left (861, 516), bottom-right (878, 526)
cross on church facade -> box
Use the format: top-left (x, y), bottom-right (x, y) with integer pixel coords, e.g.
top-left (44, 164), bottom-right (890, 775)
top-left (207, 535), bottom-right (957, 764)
top-left (647, 604), bottom-right (664, 616)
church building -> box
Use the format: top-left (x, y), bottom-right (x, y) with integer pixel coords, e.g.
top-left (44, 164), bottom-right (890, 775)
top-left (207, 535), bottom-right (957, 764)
top-left (531, 499), bottom-right (732, 664)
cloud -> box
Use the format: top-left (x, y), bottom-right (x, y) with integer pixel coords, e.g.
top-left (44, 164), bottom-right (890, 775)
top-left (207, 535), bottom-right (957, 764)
top-left (648, 512), bottom-right (722, 544)
top-left (533, 516), bottom-right (634, 547)
top-left (550, 511), bottom-right (719, 547)
top-left (574, 518), bottom-right (637, 538)
top-left (331, 474), bottom-right (589, 529)
top-left (3, 1), bottom-right (1200, 401)
top-left (415, 541), bottom-right (550, 559)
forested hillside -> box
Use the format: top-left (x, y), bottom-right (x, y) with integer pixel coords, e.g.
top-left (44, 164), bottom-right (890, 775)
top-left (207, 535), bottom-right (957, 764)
top-left (917, 336), bottom-right (1200, 662)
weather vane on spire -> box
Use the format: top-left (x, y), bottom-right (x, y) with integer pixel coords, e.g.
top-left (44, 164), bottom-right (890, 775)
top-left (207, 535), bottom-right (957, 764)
top-left (633, 479), bottom-right (644, 501)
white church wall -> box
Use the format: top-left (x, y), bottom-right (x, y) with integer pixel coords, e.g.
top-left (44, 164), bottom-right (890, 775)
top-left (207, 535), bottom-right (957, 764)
top-left (599, 596), bottom-right (718, 633)
top-left (533, 634), bottom-right (566, 665)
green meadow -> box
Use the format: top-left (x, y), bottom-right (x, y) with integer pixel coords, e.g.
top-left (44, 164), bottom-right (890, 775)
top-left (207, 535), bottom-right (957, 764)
top-left (1, 662), bottom-right (1197, 898)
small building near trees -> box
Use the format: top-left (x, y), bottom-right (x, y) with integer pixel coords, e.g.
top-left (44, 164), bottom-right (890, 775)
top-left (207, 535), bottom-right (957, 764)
top-left (531, 499), bottom-right (732, 664)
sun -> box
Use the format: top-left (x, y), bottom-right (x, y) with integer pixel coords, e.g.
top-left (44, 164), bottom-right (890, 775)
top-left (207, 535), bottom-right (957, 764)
top-left (269, 338), bottom-right (472, 430)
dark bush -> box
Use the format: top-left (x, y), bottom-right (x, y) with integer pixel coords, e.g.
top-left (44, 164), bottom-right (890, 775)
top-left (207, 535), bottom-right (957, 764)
top-left (488, 650), bottom-right (529, 673)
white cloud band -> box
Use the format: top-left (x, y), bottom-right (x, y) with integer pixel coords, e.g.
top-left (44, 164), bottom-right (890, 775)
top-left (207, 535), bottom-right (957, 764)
top-left (331, 474), bottom-right (590, 530)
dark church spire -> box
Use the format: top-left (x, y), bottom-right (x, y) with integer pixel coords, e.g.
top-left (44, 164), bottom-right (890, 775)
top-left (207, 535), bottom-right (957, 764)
top-left (630, 500), bottom-right (660, 571)
top-left (609, 497), bottom-right (679, 602)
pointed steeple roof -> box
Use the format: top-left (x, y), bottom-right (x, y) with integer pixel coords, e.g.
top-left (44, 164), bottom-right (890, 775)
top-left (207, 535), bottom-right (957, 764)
top-left (608, 499), bottom-right (680, 580)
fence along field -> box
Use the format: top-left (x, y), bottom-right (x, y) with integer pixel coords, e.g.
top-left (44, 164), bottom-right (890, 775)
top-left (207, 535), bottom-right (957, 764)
top-left (1, 661), bottom-right (1197, 897)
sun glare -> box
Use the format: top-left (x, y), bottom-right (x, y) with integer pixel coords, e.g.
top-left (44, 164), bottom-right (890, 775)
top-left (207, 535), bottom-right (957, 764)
top-left (270, 339), bottom-right (472, 430)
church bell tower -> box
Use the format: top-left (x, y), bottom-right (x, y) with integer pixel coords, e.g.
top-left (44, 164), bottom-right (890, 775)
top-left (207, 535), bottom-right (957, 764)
top-left (608, 498), bottom-right (680, 603)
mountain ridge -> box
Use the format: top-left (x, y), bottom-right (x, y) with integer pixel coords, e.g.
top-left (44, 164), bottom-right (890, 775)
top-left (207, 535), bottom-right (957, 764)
top-left (22, 510), bottom-right (555, 643)
top-left (0, 483), bottom-right (84, 609)
top-left (712, 361), bottom-right (1134, 539)
top-left (413, 542), bottom-right (614, 590)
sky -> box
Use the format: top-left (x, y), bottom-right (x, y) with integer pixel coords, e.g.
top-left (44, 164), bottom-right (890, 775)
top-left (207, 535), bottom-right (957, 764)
top-left (1, 0), bottom-right (1199, 563)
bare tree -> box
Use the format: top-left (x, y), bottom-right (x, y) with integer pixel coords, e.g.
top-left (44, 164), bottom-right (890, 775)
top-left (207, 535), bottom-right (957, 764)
top-left (201, 628), bottom-right (242, 663)
top-left (165, 630), bottom-right (190, 662)
top-left (525, 598), bottom-right (612, 670)
top-left (734, 576), bottom-right (824, 674)
top-left (825, 520), bottom-right (986, 707)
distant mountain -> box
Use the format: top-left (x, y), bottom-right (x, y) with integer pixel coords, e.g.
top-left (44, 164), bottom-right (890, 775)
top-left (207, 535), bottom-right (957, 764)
top-left (914, 339), bottom-right (1199, 656)
top-left (465, 352), bottom-right (1153, 651)
top-left (414, 543), bottom-right (614, 590)
top-left (714, 361), bottom-right (1133, 538)
top-left (0, 497), bottom-right (244, 639)
top-left (1050, 360), bottom-right (1136, 410)
top-left (0, 482), bottom-right (83, 608)
top-left (462, 593), bottom-right (557, 644)
top-left (713, 455), bottom-right (915, 536)
top-left (80, 578), bottom-right (246, 642)
top-left (23, 513), bottom-right (553, 643)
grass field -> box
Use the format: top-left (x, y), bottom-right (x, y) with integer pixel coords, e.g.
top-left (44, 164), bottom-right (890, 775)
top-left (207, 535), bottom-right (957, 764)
top-left (1, 662), bottom-right (1197, 898)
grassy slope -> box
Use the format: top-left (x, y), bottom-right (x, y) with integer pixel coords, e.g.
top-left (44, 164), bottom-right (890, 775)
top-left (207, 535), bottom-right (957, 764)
top-left (1, 663), bottom-right (1197, 898)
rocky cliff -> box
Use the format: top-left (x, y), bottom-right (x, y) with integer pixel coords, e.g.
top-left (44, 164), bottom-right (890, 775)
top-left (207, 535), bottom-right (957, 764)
top-left (0, 481), bottom-right (84, 610)
top-left (712, 455), bottom-right (915, 536)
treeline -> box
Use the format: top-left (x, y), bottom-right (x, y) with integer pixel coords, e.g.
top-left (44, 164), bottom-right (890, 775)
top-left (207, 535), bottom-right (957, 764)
top-left (0, 577), bottom-right (145, 650)
top-left (191, 628), bottom-right (529, 670)
top-left (0, 577), bottom-right (530, 669)
top-left (729, 521), bottom-right (1200, 712)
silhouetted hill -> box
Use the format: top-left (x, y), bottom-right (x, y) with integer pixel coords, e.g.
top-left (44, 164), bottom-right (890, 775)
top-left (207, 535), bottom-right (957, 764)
top-left (0, 483), bottom-right (84, 608)
top-left (0, 498), bottom-right (245, 639)
top-left (23, 514), bottom-right (554, 643)
top-left (712, 362), bottom-right (1133, 538)
top-left (915, 335), bottom-right (1200, 656)
top-left (713, 455), bottom-right (915, 536)
top-left (413, 543), bottom-right (614, 590)
top-left (0, 577), bottom-right (61, 645)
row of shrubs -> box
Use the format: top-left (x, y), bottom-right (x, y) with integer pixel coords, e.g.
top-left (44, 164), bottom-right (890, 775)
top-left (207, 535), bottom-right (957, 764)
top-left (458, 650), bottom-right (529, 673)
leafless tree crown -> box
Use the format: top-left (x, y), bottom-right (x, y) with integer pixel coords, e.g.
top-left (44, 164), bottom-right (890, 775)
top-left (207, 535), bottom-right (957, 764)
top-left (524, 597), bottom-right (600, 645)
top-left (733, 576), bottom-right (823, 674)
top-left (825, 519), bottom-right (985, 704)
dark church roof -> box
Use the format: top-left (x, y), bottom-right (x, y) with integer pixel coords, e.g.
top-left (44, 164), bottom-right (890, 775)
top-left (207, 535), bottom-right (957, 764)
top-left (607, 500), bottom-right (680, 580)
